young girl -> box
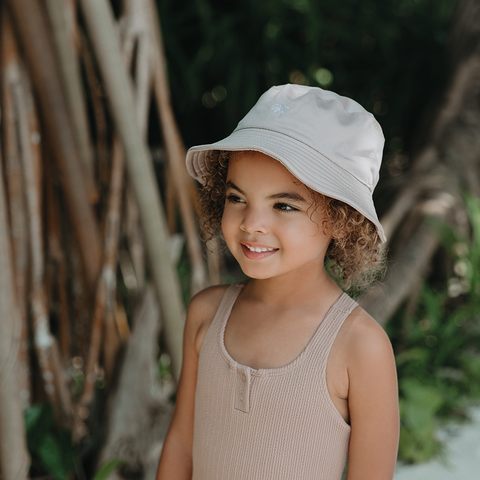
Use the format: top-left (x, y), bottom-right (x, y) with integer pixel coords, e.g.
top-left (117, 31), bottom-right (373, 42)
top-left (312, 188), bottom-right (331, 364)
top-left (157, 84), bottom-right (399, 480)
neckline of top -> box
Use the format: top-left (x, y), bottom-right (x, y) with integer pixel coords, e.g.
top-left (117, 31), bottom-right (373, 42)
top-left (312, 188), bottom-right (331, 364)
top-left (218, 281), bottom-right (351, 377)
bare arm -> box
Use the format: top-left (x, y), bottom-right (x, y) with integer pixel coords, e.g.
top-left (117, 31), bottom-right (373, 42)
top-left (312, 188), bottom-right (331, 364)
top-left (156, 286), bottom-right (227, 480)
top-left (345, 311), bottom-right (400, 480)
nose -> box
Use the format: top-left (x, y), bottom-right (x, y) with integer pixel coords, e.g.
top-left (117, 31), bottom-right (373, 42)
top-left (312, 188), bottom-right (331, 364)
top-left (240, 207), bottom-right (268, 234)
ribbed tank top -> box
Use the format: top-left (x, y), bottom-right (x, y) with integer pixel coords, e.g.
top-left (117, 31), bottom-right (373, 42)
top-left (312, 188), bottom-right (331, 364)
top-left (192, 282), bottom-right (358, 480)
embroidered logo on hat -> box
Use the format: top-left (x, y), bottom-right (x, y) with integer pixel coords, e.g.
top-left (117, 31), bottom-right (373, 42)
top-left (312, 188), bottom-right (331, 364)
top-left (271, 104), bottom-right (290, 118)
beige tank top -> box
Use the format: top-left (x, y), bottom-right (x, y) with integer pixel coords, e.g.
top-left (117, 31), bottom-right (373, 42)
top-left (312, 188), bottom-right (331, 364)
top-left (192, 282), bottom-right (357, 480)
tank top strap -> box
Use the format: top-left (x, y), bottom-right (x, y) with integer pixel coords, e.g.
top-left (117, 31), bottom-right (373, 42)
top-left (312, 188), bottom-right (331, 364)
top-left (208, 281), bottom-right (246, 336)
top-left (309, 292), bottom-right (358, 366)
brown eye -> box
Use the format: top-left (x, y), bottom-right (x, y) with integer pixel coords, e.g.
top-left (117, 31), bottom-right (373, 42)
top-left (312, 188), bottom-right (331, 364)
top-left (274, 203), bottom-right (298, 212)
top-left (226, 194), bottom-right (245, 204)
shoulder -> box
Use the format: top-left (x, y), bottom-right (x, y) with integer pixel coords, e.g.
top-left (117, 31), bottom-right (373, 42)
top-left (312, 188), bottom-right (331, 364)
top-left (186, 283), bottom-right (231, 354)
top-left (342, 305), bottom-right (397, 395)
top-left (344, 305), bottom-right (394, 365)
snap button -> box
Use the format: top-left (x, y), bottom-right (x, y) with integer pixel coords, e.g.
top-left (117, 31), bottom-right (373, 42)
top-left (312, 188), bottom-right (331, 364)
top-left (239, 393), bottom-right (245, 402)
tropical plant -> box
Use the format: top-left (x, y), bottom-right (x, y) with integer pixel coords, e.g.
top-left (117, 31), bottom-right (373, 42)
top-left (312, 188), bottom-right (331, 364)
top-left (389, 194), bottom-right (480, 463)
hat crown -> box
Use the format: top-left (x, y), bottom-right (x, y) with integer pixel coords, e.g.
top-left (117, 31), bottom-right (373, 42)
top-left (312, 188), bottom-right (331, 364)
top-left (234, 84), bottom-right (384, 191)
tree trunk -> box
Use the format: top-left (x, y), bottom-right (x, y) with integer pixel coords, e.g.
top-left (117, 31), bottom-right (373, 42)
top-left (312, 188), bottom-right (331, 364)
top-left (361, 0), bottom-right (480, 325)
top-left (98, 287), bottom-right (174, 480)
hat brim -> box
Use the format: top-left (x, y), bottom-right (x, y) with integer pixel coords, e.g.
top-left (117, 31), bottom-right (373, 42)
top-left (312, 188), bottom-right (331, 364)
top-left (186, 127), bottom-right (386, 243)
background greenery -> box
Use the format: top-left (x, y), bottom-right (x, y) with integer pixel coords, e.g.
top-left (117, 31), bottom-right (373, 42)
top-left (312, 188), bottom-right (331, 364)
top-left (155, 0), bottom-right (455, 215)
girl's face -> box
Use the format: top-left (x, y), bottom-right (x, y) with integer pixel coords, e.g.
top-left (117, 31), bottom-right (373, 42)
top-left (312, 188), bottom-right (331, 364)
top-left (222, 151), bottom-right (332, 281)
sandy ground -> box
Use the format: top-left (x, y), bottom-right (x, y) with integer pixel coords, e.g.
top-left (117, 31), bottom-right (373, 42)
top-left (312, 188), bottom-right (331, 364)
top-left (394, 407), bottom-right (480, 479)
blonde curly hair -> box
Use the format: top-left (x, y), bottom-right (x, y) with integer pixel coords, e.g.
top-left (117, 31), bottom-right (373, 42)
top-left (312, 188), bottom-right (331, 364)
top-left (197, 150), bottom-right (385, 290)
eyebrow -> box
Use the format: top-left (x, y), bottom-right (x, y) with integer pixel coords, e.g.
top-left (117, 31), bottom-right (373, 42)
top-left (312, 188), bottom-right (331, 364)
top-left (225, 180), bottom-right (308, 204)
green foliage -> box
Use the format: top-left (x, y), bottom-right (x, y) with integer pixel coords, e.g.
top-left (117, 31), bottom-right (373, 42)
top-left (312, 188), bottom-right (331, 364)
top-left (156, 0), bottom-right (455, 215)
top-left (25, 405), bottom-right (75, 480)
top-left (398, 379), bottom-right (443, 462)
top-left (390, 194), bottom-right (480, 463)
top-left (92, 459), bottom-right (123, 480)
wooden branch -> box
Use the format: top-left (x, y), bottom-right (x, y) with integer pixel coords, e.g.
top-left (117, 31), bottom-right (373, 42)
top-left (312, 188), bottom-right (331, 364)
top-left (80, 5), bottom-right (156, 421)
top-left (132, 30), bottom-right (152, 137)
top-left (44, 0), bottom-right (98, 204)
top-left (1, 12), bottom-right (32, 409)
top-left (80, 32), bottom-right (110, 188)
top-left (0, 52), bottom-right (31, 476)
top-left (80, 136), bottom-right (125, 414)
top-left (124, 189), bottom-right (145, 289)
top-left (361, 191), bottom-right (456, 325)
top-left (98, 287), bottom-right (174, 480)
top-left (12, 76), bottom-right (72, 422)
top-left (144, 0), bottom-right (209, 295)
top-left (80, 0), bottom-right (185, 380)
top-left (45, 159), bottom-right (71, 361)
top-left (6, 0), bottom-right (102, 292)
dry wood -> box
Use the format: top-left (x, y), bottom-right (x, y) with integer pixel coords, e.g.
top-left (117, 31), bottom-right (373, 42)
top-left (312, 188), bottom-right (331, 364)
top-left (12, 76), bottom-right (72, 422)
top-left (80, 0), bottom-right (185, 380)
top-left (362, 189), bottom-right (457, 325)
top-left (124, 189), bottom-right (146, 289)
top-left (1, 12), bottom-right (32, 409)
top-left (165, 166), bottom-right (177, 234)
top-left (80, 31), bottom-right (111, 188)
top-left (98, 287), bottom-right (174, 480)
top-left (44, 0), bottom-right (98, 204)
top-left (80, 136), bottom-right (125, 415)
top-left (0, 87), bottom-right (31, 479)
top-left (132, 30), bottom-right (153, 137)
top-left (103, 308), bottom-right (121, 385)
top-left (45, 159), bottom-right (71, 361)
top-left (144, 0), bottom-right (209, 295)
top-left (6, 0), bottom-right (102, 292)
top-left (79, 4), bottom-right (155, 422)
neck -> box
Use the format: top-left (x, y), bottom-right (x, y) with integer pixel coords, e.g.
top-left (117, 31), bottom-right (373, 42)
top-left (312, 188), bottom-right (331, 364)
top-left (244, 267), bottom-right (342, 309)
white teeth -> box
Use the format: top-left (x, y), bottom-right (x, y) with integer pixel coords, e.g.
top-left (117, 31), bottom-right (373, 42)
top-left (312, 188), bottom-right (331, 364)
top-left (245, 245), bottom-right (275, 252)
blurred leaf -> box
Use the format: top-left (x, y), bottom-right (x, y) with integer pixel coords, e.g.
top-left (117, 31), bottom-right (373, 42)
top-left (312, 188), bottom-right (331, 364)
top-left (25, 404), bottom-right (55, 452)
top-left (400, 379), bottom-right (443, 428)
top-left (92, 459), bottom-right (124, 480)
top-left (36, 431), bottom-right (74, 480)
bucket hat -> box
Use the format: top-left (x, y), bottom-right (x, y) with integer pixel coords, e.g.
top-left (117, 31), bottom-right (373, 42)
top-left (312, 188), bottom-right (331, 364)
top-left (186, 84), bottom-right (386, 243)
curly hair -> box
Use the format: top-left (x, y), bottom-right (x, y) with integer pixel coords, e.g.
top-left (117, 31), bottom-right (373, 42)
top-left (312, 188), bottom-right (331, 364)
top-left (197, 150), bottom-right (385, 290)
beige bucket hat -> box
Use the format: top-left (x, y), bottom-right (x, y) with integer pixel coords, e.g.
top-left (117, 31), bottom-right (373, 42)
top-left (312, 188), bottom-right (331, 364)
top-left (186, 84), bottom-right (386, 243)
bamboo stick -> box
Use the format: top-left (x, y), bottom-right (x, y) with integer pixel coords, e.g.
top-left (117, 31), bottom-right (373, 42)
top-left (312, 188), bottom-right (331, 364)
top-left (0, 77), bottom-right (31, 480)
top-left (6, 0), bottom-right (102, 293)
top-left (80, 0), bottom-right (185, 380)
top-left (124, 189), bottom-right (146, 289)
top-left (103, 308), bottom-right (121, 386)
top-left (80, 32), bottom-right (110, 188)
top-left (44, 0), bottom-right (98, 204)
top-left (80, 136), bottom-right (125, 412)
top-left (80, 12), bottom-right (153, 416)
top-left (45, 157), bottom-right (71, 361)
top-left (144, 0), bottom-right (208, 295)
top-left (133, 30), bottom-right (152, 137)
top-left (1, 13), bottom-right (32, 409)
top-left (12, 79), bottom-right (72, 422)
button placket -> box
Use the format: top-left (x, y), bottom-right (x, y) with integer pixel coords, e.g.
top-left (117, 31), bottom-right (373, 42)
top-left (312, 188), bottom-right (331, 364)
top-left (234, 366), bottom-right (251, 413)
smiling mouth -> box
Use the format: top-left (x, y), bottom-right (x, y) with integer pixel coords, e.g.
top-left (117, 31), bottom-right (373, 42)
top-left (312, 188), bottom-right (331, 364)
top-left (242, 244), bottom-right (278, 253)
